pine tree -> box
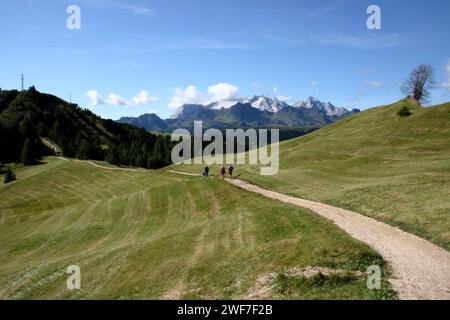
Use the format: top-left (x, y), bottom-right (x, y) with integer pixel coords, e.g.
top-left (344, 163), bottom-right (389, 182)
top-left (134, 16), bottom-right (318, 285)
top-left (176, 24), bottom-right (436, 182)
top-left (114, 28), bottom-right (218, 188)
top-left (106, 145), bottom-right (120, 165)
top-left (77, 140), bottom-right (93, 160)
top-left (21, 138), bottom-right (35, 165)
top-left (151, 138), bottom-right (164, 168)
top-left (4, 167), bottom-right (16, 183)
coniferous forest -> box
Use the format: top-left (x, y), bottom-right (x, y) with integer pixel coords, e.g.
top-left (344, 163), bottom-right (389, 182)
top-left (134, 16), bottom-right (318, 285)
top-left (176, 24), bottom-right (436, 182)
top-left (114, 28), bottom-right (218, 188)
top-left (0, 87), bottom-right (174, 169)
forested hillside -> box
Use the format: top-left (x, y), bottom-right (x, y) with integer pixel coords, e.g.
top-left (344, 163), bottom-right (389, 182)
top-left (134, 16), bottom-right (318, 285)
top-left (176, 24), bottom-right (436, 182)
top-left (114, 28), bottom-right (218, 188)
top-left (0, 88), bottom-right (174, 169)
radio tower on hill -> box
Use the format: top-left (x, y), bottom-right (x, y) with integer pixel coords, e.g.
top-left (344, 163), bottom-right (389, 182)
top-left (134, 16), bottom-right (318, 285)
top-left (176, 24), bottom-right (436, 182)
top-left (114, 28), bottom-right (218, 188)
top-left (21, 74), bottom-right (24, 91)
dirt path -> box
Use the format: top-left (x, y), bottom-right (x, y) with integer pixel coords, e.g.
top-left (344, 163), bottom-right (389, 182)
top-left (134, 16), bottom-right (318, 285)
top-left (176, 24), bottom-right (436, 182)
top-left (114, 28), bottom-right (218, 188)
top-left (70, 159), bottom-right (147, 172)
top-left (56, 157), bottom-right (146, 172)
top-left (168, 170), bottom-right (450, 300)
top-left (40, 137), bottom-right (62, 155)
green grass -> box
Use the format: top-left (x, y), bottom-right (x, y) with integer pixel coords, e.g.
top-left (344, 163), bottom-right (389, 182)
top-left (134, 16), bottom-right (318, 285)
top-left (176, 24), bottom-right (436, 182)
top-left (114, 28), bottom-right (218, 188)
top-left (0, 157), bottom-right (393, 299)
top-left (175, 99), bottom-right (450, 250)
top-left (274, 272), bottom-right (395, 300)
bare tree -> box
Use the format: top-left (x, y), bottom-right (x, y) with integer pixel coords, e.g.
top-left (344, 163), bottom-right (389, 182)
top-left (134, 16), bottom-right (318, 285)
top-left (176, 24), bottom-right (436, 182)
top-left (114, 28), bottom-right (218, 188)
top-left (401, 64), bottom-right (435, 105)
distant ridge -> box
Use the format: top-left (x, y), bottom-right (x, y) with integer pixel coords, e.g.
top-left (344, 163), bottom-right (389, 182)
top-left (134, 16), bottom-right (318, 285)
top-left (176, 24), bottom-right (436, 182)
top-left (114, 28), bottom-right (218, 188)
top-left (118, 95), bottom-right (360, 134)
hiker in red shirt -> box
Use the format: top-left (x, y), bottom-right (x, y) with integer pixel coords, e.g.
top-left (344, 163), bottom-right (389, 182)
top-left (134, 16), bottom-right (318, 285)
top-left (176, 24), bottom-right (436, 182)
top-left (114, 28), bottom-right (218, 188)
top-left (220, 165), bottom-right (226, 179)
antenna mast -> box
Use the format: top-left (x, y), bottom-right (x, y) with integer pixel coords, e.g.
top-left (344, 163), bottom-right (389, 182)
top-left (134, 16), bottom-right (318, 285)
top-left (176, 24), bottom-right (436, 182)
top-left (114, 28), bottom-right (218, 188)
top-left (21, 74), bottom-right (24, 91)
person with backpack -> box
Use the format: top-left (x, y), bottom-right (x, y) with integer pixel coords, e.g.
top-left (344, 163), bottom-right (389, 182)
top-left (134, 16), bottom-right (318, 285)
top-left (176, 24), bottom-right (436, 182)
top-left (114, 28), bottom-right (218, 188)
top-left (220, 165), bottom-right (226, 179)
top-left (228, 164), bottom-right (234, 180)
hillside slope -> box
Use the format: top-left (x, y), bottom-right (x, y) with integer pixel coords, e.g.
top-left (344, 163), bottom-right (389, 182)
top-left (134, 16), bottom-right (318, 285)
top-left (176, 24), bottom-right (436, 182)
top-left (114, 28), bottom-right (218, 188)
top-left (177, 100), bottom-right (450, 249)
top-left (0, 158), bottom-right (393, 299)
top-left (0, 88), bottom-right (173, 168)
top-left (244, 99), bottom-right (450, 249)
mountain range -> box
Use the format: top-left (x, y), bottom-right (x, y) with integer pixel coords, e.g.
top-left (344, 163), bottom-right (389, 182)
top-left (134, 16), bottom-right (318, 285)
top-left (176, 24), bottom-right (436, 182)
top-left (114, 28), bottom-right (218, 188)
top-left (118, 96), bottom-right (360, 133)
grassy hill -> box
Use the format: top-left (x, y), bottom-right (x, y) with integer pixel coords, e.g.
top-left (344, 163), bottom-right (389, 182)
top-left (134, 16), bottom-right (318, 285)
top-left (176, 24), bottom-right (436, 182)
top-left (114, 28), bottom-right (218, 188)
top-left (0, 157), bottom-right (394, 299)
top-left (178, 99), bottom-right (450, 249)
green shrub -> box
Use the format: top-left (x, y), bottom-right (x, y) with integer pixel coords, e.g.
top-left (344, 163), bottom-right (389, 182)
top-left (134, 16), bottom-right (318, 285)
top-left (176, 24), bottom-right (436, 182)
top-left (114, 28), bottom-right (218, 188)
top-left (397, 106), bottom-right (412, 117)
top-left (4, 167), bottom-right (16, 183)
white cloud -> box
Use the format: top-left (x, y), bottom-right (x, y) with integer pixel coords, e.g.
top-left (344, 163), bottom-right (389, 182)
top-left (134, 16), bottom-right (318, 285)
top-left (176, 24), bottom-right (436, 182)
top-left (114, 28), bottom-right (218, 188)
top-left (313, 33), bottom-right (403, 49)
top-left (304, 1), bottom-right (346, 18)
top-left (276, 95), bottom-right (293, 102)
top-left (363, 80), bottom-right (383, 88)
top-left (262, 34), bottom-right (303, 46)
top-left (347, 89), bottom-right (369, 107)
top-left (252, 82), bottom-right (264, 90)
top-left (126, 6), bottom-right (152, 16)
top-left (79, 0), bottom-right (152, 16)
top-left (86, 90), bottom-right (158, 106)
top-left (168, 85), bottom-right (207, 109)
top-left (442, 59), bottom-right (450, 91)
top-left (86, 90), bottom-right (105, 106)
top-left (272, 86), bottom-right (292, 102)
top-left (273, 86), bottom-right (279, 95)
top-left (148, 109), bottom-right (159, 115)
top-left (208, 83), bottom-right (240, 101)
top-left (106, 93), bottom-right (128, 106)
top-left (131, 90), bottom-right (159, 105)
top-left (111, 37), bottom-right (258, 55)
top-left (310, 80), bottom-right (319, 86)
top-left (169, 83), bottom-right (240, 109)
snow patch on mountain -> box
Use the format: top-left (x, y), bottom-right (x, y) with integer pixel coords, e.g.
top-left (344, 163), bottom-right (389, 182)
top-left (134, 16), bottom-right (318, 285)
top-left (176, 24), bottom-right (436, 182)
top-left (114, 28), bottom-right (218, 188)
top-left (206, 100), bottom-right (242, 110)
top-left (244, 96), bottom-right (289, 113)
top-left (173, 95), bottom-right (353, 118)
top-left (293, 97), bottom-right (349, 117)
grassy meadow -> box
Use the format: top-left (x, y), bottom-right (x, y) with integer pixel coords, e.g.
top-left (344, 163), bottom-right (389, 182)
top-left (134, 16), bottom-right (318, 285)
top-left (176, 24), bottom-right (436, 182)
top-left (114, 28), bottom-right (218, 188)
top-left (176, 100), bottom-right (450, 250)
top-left (0, 157), bottom-right (394, 299)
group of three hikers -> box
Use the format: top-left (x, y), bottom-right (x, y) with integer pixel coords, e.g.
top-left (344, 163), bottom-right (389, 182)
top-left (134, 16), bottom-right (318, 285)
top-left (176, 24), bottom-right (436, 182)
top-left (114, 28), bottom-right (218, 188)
top-left (203, 164), bottom-right (234, 179)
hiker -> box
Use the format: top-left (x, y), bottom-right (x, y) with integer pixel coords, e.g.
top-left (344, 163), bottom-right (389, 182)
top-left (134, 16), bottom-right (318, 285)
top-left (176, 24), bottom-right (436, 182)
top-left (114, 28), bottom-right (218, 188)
top-left (220, 165), bottom-right (226, 179)
top-left (203, 166), bottom-right (210, 177)
top-left (228, 164), bottom-right (234, 180)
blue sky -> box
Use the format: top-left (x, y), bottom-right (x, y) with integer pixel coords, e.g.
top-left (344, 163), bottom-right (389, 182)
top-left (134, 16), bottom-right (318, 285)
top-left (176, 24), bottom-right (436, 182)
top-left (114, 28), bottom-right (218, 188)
top-left (1, 0), bottom-right (449, 120)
